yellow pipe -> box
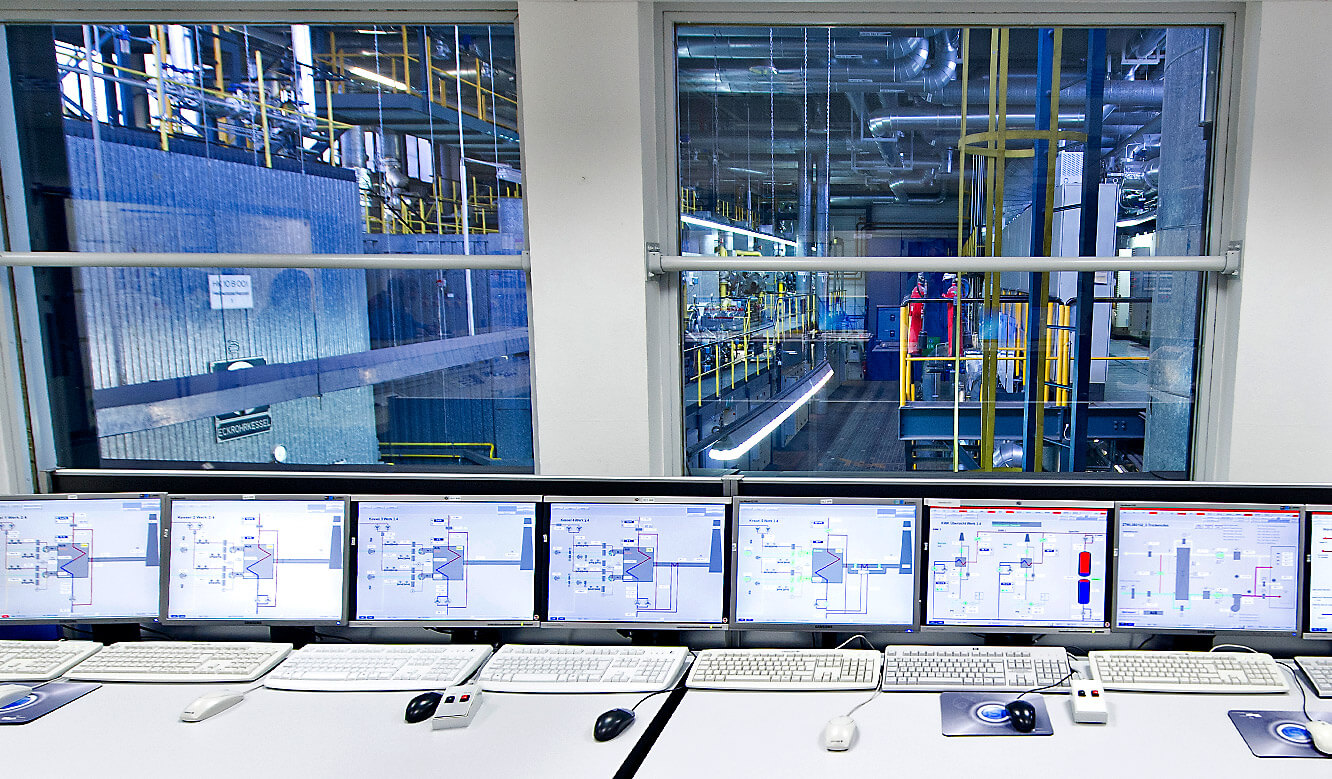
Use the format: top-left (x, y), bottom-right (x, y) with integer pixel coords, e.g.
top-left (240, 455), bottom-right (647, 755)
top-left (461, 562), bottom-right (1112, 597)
top-left (152, 26), bottom-right (169, 151)
top-left (402, 26), bottom-right (411, 92)
top-left (255, 50), bottom-right (272, 168)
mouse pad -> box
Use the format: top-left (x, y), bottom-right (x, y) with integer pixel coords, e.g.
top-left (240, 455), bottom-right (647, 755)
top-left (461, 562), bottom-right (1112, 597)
top-left (0, 682), bottom-right (100, 725)
top-left (1228, 710), bottom-right (1332, 758)
top-left (940, 692), bottom-right (1053, 736)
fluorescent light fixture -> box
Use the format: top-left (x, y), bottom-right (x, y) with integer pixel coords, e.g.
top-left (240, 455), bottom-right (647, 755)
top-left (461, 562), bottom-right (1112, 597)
top-left (680, 214), bottom-right (797, 248)
top-left (709, 367), bottom-right (833, 461)
top-left (356, 29), bottom-right (390, 35)
top-left (1116, 213), bottom-right (1156, 228)
top-left (347, 66), bottom-right (409, 92)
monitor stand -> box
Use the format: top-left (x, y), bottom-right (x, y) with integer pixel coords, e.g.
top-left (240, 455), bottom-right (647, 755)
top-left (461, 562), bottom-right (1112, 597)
top-left (1148, 634), bottom-right (1215, 652)
top-left (89, 624), bottom-right (143, 644)
top-left (625, 629), bottom-right (669, 646)
top-left (447, 628), bottom-right (502, 646)
top-left (269, 626), bottom-right (317, 648)
top-left (982, 633), bottom-right (1040, 647)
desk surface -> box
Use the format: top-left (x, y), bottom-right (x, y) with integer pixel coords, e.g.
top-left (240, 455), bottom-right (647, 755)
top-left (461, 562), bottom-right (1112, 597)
top-left (0, 683), bottom-right (664, 778)
top-left (639, 686), bottom-right (1332, 778)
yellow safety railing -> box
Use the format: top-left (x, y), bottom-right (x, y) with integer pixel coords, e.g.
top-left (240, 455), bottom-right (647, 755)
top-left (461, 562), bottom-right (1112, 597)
top-left (379, 442), bottom-right (497, 460)
top-left (684, 292), bottom-right (814, 406)
top-left (364, 178), bottom-right (520, 235)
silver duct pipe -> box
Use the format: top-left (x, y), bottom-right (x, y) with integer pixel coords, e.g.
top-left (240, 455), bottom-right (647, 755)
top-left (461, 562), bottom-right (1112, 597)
top-left (917, 30), bottom-right (960, 93)
top-left (1127, 28), bottom-right (1167, 60)
top-left (869, 106), bottom-right (1087, 135)
top-left (936, 77), bottom-right (1164, 107)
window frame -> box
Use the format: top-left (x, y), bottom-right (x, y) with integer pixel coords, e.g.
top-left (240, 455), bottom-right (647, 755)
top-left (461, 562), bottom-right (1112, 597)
top-left (656, 5), bottom-right (1247, 480)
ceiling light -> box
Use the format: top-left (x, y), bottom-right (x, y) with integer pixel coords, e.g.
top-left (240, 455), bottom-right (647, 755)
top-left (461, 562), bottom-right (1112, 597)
top-left (347, 66), bottom-right (409, 92)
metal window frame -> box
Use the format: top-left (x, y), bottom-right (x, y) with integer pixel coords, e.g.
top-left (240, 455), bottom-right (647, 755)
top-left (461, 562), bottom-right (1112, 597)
top-left (657, 5), bottom-right (1245, 479)
top-left (0, 10), bottom-right (532, 481)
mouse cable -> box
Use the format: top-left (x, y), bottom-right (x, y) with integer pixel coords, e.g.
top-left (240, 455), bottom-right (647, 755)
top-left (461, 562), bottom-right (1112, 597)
top-left (1013, 661), bottom-right (1078, 702)
top-left (833, 634), bottom-right (876, 651)
top-left (629, 674), bottom-right (690, 714)
top-left (1277, 661), bottom-right (1312, 721)
top-left (1210, 644), bottom-right (1257, 653)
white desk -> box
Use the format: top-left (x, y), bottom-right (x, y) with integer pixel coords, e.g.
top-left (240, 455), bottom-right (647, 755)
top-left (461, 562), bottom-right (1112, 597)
top-left (0, 683), bottom-right (664, 778)
top-left (638, 686), bottom-right (1332, 777)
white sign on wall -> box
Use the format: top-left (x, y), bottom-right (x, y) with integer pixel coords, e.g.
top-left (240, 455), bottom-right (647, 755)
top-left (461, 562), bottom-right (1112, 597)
top-left (208, 274), bottom-right (254, 310)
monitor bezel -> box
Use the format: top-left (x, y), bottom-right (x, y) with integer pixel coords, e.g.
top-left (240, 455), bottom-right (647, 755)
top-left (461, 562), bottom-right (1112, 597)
top-left (161, 494), bottom-right (351, 626)
top-left (1300, 504), bottom-right (1331, 640)
top-left (1111, 501), bottom-right (1305, 637)
top-left (730, 495), bottom-right (923, 632)
top-left (541, 495), bottom-right (731, 630)
top-left (348, 494), bottom-right (542, 628)
top-left (0, 492), bottom-right (164, 625)
top-left (921, 498), bottom-right (1114, 635)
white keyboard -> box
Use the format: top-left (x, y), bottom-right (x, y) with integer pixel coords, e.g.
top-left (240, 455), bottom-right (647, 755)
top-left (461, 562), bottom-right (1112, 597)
top-left (0, 640), bottom-right (103, 681)
top-left (1089, 650), bottom-right (1287, 693)
top-left (65, 642), bottom-right (292, 683)
top-left (476, 644), bottom-right (690, 693)
top-left (264, 644), bottom-right (493, 691)
top-left (687, 648), bottom-right (881, 691)
top-left (880, 645), bottom-right (1072, 692)
top-left (1295, 656), bottom-right (1332, 698)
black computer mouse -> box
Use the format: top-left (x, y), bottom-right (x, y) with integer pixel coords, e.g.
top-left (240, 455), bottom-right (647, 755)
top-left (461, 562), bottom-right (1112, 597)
top-left (593, 708), bottom-right (636, 741)
top-left (1005, 699), bottom-right (1037, 733)
top-left (405, 691), bottom-right (443, 723)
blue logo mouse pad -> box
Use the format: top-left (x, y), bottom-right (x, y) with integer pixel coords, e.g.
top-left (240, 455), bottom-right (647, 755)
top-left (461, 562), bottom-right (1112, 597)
top-left (940, 692), bottom-right (1053, 736)
top-left (0, 682), bottom-right (100, 724)
top-left (1228, 710), bottom-right (1332, 758)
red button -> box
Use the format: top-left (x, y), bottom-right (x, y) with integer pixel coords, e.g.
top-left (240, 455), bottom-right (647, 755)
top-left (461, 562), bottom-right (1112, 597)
top-left (460, 694), bottom-right (470, 702)
top-left (1091, 690), bottom-right (1100, 697)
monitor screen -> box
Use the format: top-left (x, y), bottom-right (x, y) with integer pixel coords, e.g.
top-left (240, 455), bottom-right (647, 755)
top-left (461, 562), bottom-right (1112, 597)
top-left (733, 499), bottom-right (919, 628)
top-left (1307, 510), bottom-right (1332, 636)
top-left (546, 499), bottom-right (727, 626)
top-left (925, 501), bottom-right (1111, 631)
top-left (353, 499), bottom-right (537, 624)
top-left (165, 497), bottom-right (348, 623)
top-left (1114, 504), bottom-right (1302, 634)
top-left (0, 495), bottom-right (162, 622)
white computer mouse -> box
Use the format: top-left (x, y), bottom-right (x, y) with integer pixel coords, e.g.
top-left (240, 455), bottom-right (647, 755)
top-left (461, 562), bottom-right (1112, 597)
top-left (1306, 719), bottom-right (1332, 755)
top-left (0, 684), bottom-right (31, 708)
top-left (822, 715), bottom-right (857, 751)
top-left (181, 691), bottom-right (245, 722)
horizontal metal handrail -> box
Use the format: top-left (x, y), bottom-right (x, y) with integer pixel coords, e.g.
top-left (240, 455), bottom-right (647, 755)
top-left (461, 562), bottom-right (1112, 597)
top-left (652, 252), bottom-right (1233, 274)
top-left (0, 251), bottom-right (530, 271)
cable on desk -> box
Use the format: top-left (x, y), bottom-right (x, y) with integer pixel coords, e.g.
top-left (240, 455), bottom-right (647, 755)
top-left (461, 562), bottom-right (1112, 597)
top-left (1013, 653), bottom-right (1079, 701)
top-left (1278, 661), bottom-right (1312, 721)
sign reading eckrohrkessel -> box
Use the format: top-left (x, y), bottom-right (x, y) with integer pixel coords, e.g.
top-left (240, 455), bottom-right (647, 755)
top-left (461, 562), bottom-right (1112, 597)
top-left (211, 357), bottom-right (271, 442)
top-left (208, 274), bottom-right (254, 310)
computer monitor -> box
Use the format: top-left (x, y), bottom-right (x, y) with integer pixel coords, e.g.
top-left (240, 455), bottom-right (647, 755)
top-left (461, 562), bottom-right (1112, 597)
top-left (1306, 506), bottom-right (1332, 638)
top-left (0, 494), bottom-right (162, 623)
top-left (351, 496), bottom-right (539, 626)
top-left (732, 497), bottom-right (920, 630)
top-left (163, 495), bottom-right (349, 624)
top-left (545, 497), bottom-right (728, 628)
top-left (924, 500), bottom-right (1112, 633)
top-left (1113, 503), bottom-right (1303, 635)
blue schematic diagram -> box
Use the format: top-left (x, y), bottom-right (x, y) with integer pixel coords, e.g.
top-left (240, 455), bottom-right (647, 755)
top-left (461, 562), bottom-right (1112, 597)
top-left (734, 502), bottom-right (918, 626)
top-left (547, 502), bottom-right (725, 624)
top-left (356, 501), bottom-right (536, 621)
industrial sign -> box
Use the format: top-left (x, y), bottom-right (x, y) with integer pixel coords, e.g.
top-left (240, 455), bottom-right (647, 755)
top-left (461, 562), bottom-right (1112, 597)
top-left (211, 357), bottom-right (271, 442)
top-left (208, 274), bottom-right (254, 310)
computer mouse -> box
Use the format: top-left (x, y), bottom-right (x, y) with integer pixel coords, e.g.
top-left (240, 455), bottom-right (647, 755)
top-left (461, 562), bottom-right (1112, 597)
top-left (1305, 719), bottom-right (1332, 755)
top-left (1005, 699), bottom-right (1037, 733)
top-left (405, 691), bottom-right (444, 723)
top-left (0, 684), bottom-right (31, 709)
top-left (593, 707), bottom-right (636, 741)
top-left (821, 715), bottom-right (857, 751)
top-left (181, 691), bottom-right (245, 722)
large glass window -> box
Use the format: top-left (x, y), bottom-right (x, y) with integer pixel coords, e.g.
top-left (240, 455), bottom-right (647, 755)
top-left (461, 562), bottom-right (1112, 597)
top-left (677, 25), bottom-right (1220, 477)
top-left (7, 23), bottom-right (531, 470)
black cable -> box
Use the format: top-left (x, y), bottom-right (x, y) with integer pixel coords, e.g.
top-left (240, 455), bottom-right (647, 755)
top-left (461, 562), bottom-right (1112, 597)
top-left (1014, 668), bottom-right (1076, 701)
top-left (137, 625), bottom-right (173, 640)
top-left (629, 687), bottom-right (675, 714)
top-left (312, 631), bottom-right (354, 643)
top-left (1278, 661), bottom-right (1312, 721)
top-left (1134, 634), bottom-right (1155, 650)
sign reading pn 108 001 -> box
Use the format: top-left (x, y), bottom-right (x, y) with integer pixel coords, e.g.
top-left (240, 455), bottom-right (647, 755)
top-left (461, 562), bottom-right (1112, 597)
top-left (211, 357), bottom-right (272, 442)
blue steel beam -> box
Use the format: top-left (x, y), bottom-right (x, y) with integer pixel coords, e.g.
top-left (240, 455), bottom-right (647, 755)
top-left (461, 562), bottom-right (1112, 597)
top-left (1023, 28), bottom-right (1056, 471)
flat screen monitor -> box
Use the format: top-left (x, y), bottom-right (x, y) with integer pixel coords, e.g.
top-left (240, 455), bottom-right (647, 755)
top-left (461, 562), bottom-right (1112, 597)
top-left (1306, 507), bottom-right (1332, 638)
top-left (164, 496), bottom-right (349, 624)
top-left (924, 500), bottom-right (1112, 633)
top-left (0, 494), bottom-right (162, 623)
top-left (545, 497), bottom-right (728, 627)
top-left (1113, 503), bottom-right (1303, 635)
top-left (352, 496), bottom-right (539, 626)
top-left (732, 497), bottom-right (920, 630)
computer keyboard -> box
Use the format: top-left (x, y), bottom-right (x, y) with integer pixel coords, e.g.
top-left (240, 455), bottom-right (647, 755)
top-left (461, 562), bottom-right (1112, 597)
top-left (1088, 650), bottom-right (1287, 693)
top-left (0, 640), bottom-right (103, 681)
top-left (264, 644), bottom-right (493, 691)
top-left (686, 648), bottom-right (882, 691)
top-left (1293, 657), bottom-right (1332, 697)
top-left (880, 645), bottom-right (1072, 692)
top-left (476, 644), bottom-right (690, 693)
top-left (65, 641), bottom-right (293, 683)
